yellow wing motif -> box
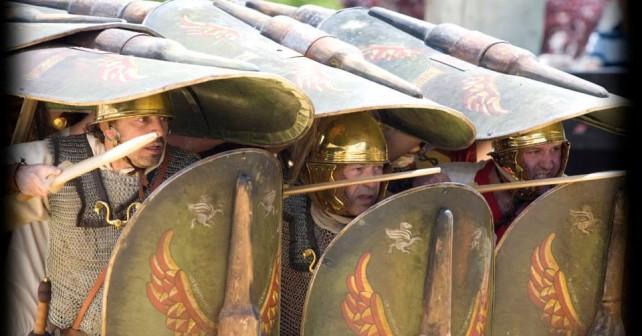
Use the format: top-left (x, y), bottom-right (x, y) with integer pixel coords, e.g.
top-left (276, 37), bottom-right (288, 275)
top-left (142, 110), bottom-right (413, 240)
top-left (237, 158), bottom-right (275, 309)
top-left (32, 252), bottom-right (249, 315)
top-left (146, 229), bottom-right (217, 335)
top-left (341, 252), bottom-right (394, 336)
top-left (259, 256), bottom-right (281, 335)
top-left (527, 233), bottom-right (584, 334)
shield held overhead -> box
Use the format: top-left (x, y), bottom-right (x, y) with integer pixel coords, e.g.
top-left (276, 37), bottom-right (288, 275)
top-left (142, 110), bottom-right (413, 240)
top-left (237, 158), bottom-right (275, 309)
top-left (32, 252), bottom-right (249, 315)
top-left (260, 4), bottom-right (627, 138)
top-left (7, 3), bottom-right (315, 147)
top-left (303, 183), bottom-right (494, 335)
top-left (143, 0), bottom-right (476, 151)
top-left (103, 149), bottom-right (283, 335)
top-left (492, 176), bottom-right (625, 335)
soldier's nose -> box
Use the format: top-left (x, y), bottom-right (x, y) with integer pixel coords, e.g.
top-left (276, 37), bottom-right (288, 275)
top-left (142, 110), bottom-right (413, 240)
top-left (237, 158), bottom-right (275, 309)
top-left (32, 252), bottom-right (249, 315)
top-left (148, 118), bottom-right (168, 136)
top-left (539, 158), bottom-right (555, 170)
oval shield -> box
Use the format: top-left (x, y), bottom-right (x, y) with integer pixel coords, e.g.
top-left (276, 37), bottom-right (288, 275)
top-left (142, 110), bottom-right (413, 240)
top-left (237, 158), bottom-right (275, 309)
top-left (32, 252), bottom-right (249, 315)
top-left (492, 176), bottom-right (625, 335)
top-left (315, 8), bottom-right (627, 137)
top-left (302, 183), bottom-right (493, 335)
top-left (103, 149), bottom-right (282, 335)
top-left (8, 5), bottom-right (315, 147)
top-left (143, 0), bottom-right (476, 150)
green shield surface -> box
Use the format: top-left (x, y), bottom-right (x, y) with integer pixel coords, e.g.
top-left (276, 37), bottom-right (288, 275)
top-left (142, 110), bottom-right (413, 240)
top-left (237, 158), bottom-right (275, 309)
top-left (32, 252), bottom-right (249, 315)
top-left (303, 183), bottom-right (493, 336)
top-left (143, 0), bottom-right (476, 150)
top-left (7, 21), bottom-right (158, 50)
top-left (103, 149), bottom-right (282, 335)
top-left (316, 8), bottom-right (628, 137)
top-left (492, 176), bottom-right (625, 335)
top-left (8, 41), bottom-right (313, 146)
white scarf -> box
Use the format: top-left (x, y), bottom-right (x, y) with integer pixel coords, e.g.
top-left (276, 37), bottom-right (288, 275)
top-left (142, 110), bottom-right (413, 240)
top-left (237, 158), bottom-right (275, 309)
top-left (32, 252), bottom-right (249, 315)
top-left (310, 202), bottom-right (353, 234)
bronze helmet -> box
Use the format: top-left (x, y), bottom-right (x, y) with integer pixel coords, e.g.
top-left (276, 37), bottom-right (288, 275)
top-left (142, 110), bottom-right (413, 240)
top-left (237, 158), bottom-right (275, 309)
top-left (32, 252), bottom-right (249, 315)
top-left (93, 93), bottom-right (172, 124)
top-left (489, 122), bottom-right (570, 199)
top-left (305, 113), bottom-right (388, 216)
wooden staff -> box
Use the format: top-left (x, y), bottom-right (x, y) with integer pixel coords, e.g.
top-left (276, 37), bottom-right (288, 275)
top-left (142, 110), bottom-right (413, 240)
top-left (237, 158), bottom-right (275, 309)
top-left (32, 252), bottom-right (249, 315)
top-left (475, 171), bottom-right (625, 193)
top-left (48, 132), bottom-right (160, 192)
top-left (283, 167), bottom-right (441, 197)
top-left (217, 174), bottom-right (260, 335)
top-left (11, 98), bottom-right (37, 145)
top-left (16, 132), bottom-right (159, 201)
top-left (29, 278), bottom-right (51, 336)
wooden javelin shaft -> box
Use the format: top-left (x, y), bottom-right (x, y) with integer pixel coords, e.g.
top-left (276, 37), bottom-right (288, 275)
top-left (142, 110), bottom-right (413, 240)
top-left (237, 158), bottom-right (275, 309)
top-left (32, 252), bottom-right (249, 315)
top-left (48, 132), bottom-right (160, 192)
top-left (283, 167), bottom-right (441, 197)
top-left (475, 171), bottom-right (625, 193)
top-left (283, 169), bottom-right (624, 198)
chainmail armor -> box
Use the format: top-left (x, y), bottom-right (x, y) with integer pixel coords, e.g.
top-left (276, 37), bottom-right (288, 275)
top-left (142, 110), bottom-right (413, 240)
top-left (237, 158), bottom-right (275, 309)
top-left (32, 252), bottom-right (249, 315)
top-left (46, 137), bottom-right (198, 335)
top-left (51, 135), bottom-right (129, 227)
top-left (284, 195), bottom-right (319, 271)
top-left (150, 145), bottom-right (199, 187)
top-left (280, 195), bottom-right (336, 336)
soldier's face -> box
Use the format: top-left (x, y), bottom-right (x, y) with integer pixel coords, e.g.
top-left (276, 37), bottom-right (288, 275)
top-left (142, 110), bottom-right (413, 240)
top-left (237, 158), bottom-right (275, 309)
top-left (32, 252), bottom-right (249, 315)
top-left (104, 116), bottom-right (169, 168)
top-left (518, 143), bottom-right (562, 180)
top-left (336, 164), bottom-right (383, 216)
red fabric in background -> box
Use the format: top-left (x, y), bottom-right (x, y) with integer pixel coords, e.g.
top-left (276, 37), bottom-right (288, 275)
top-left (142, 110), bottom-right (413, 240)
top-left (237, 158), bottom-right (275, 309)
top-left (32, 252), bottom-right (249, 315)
top-left (542, 0), bottom-right (608, 57)
top-left (438, 142), bottom-right (477, 163)
top-left (473, 160), bottom-right (511, 241)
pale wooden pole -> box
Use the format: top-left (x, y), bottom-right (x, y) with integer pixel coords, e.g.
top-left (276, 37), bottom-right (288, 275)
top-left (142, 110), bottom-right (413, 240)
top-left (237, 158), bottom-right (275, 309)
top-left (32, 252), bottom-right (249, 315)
top-left (475, 171), bottom-right (625, 193)
top-left (11, 98), bottom-right (38, 144)
top-left (283, 167), bottom-right (441, 197)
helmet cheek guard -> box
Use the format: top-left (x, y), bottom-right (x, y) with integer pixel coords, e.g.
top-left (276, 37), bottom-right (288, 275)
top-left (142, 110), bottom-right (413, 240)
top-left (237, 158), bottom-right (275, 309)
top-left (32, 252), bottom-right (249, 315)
top-left (304, 113), bottom-right (388, 216)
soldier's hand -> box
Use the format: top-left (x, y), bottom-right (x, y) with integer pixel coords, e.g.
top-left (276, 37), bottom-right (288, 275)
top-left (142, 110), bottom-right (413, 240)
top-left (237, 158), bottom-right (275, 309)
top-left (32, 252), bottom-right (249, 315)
top-left (413, 172), bottom-right (451, 186)
top-left (15, 164), bottom-right (62, 197)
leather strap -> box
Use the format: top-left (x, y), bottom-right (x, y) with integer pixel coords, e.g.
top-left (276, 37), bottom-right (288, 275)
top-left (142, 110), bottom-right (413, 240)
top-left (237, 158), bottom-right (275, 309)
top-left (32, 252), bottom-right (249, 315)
top-left (69, 267), bottom-right (108, 335)
top-left (149, 152), bottom-right (170, 193)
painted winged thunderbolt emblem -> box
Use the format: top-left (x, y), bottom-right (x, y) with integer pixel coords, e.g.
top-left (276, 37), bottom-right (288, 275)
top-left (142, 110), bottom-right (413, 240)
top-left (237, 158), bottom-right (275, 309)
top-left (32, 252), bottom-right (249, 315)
top-left (283, 62), bottom-right (341, 92)
top-left (361, 44), bottom-right (422, 62)
top-left (527, 233), bottom-right (584, 334)
top-left (98, 55), bottom-right (146, 83)
top-left (146, 229), bottom-right (217, 335)
top-left (386, 222), bottom-right (421, 254)
top-left (341, 252), bottom-right (394, 336)
top-left (179, 15), bottom-right (241, 40)
top-left (462, 75), bottom-right (509, 116)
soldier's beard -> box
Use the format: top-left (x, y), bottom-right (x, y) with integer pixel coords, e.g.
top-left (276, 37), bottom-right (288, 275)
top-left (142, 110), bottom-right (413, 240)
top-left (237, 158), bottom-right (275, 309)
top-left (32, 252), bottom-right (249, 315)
top-left (127, 140), bottom-right (165, 168)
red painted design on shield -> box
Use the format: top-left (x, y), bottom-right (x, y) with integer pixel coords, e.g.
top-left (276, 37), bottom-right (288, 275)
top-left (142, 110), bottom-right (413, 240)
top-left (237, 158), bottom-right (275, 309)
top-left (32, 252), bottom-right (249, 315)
top-left (285, 62), bottom-right (342, 93)
top-left (180, 15), bottom-right (240, 40)
top-left (462, 75), bottom-right (509, 116)
top-left (259, 256), bottom-right (280, 335)
top-left (147, 229), bottom-right (217, 335)
top-left (465, 265), bottom-right (489, 336)
top-left (361, 44), bottom-right (422, 62)
top-left (99, 56), bottom-right (146, 83)
top-left (341, 252), bottom-right (394, 336)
